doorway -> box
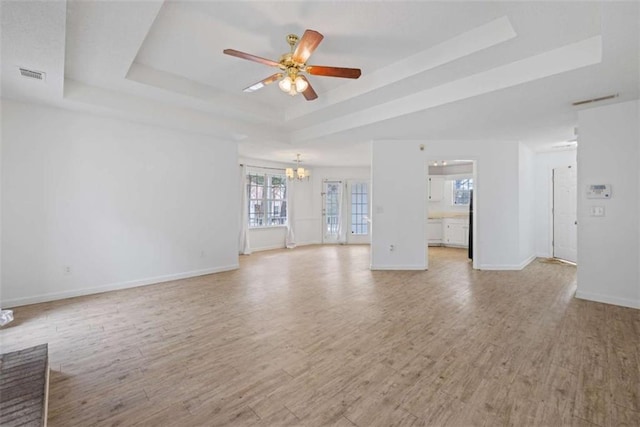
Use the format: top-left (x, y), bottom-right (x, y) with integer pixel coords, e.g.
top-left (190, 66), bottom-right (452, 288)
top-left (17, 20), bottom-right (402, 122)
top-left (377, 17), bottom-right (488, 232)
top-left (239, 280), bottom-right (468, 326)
top-left (425, 159), bottom-right (478, 270)
top-left (553, 165), bottom-right (577, 263)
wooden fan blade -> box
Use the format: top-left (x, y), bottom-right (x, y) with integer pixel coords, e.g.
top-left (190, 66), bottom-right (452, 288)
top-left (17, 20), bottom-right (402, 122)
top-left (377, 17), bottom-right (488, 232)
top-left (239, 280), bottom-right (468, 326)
top-left (292, 30), bottom-right (324, 64)
top-left (299, 75), bottom-right (318, 101)
top-left (243, 73), bottom-right (283, 93)
top-left (223, 49), bottom-right (280, 67)
top-left (306, 65), bottom-right (361, 79)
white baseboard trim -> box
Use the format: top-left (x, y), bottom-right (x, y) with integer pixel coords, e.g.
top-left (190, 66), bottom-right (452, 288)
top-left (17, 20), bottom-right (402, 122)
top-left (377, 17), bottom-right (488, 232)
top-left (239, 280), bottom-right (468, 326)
top-left (477, 255), bottom-right (536, 271)
top-left (296, 241), bottom-right (322, 246)
top-left (519, 255), bottom-right (537, 269)
top-left (371, 264), bottom-right (427, 271)
top-left (249, 241), bottom-right (366, 252)
top-left (4, 264), bottom-right (239, 308)
top-left (250, 244), bottom-right (286, 252)
top-left (575, 291), bottom-right (640, 309)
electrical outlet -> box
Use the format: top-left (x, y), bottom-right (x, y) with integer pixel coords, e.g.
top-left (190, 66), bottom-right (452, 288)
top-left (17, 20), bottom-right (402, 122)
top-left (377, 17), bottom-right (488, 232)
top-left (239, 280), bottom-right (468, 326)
top-left (200, 250), bottom-right (206, 258)
top-left (389, 244), bottom-right (395, 251)
top-left (63, 265), bottom-right (72, 275)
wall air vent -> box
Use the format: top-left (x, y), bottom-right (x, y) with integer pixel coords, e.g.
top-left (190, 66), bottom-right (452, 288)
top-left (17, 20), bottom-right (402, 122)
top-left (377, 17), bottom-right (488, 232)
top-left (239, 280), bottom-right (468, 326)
top-left (19, 67), bottom-right (46, 81)
top-left (572, 93), bottom-right (618, 106)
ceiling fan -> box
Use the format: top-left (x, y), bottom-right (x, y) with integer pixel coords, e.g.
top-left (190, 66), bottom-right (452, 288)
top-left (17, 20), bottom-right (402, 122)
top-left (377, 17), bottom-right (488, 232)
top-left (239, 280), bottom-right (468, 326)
top-left (223, 29), bottom-right (361, 101)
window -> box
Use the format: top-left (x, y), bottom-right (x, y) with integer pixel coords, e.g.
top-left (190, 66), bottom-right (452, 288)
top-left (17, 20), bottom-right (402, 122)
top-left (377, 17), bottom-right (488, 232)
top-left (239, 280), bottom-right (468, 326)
top-left (452, 178), bottom-right (473, 205)
top-left (351, 182), bottom-right (369, 235)
top-left (248, 173), bottom-right (287, 227)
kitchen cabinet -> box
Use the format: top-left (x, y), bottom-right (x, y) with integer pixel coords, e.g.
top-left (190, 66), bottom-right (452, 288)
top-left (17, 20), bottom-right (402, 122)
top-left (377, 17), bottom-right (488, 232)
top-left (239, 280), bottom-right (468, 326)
top-left (427, 219), bottom-right (443, 246)
top-left (428, 176), bottom-right (444, 202)
top-left (443, 218), bottom-right (469, 247)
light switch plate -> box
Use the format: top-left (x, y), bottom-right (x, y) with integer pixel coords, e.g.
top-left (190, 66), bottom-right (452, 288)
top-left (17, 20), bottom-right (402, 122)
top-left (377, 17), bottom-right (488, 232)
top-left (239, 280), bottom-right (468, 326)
top-left (590, 206), bottom-right (605, 216)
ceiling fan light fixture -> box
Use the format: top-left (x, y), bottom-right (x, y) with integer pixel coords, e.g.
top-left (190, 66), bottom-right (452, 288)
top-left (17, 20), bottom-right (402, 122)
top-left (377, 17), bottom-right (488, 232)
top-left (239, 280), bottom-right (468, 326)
top-left (294, 76), bottom-right (308, 92)
top-left (279, 76), bottom-right (292, 92)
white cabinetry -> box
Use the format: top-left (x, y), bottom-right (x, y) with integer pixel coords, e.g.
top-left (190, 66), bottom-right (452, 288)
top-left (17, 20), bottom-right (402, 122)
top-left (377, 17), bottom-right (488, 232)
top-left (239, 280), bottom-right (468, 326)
top-left (443, 218), bottom-right (469, 247)
top-left (428, 176), bottom-right (445, 202)
top-left (427, 219), bottom-right (443, 246)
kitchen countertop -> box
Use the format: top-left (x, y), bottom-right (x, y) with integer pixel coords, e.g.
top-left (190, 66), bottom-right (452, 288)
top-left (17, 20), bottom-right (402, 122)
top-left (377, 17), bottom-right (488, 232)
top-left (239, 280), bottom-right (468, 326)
top-left (428, 212), bottom-right (469, 219)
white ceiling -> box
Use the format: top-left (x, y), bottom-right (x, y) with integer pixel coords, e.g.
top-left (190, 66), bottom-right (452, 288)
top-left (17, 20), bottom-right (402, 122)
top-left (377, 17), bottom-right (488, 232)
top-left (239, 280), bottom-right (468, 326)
top-left (1, 1), bottom-right (638, 166)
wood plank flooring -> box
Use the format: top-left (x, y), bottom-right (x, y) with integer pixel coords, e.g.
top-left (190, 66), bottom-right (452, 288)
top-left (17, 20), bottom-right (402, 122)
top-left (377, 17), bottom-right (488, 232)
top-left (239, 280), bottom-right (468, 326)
top-left (0, 246), bottom-right (638, 426)
top-left (0, 344), bottom-right (49, 426)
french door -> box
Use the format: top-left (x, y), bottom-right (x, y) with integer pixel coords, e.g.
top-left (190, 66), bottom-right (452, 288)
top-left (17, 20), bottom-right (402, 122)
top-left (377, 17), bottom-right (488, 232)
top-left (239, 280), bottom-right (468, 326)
top-left (322, 180), bottom-right (342, 243)
top-left (322, 180), bottom-right (370, 244)
top-left (347, 181), bottom-right (370, 244)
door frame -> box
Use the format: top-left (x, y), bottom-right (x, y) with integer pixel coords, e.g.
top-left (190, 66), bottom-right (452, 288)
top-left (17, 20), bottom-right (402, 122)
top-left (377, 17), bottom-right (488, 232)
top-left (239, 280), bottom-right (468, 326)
top-left (551, 164), bottom-right (578, 263)
top-left (425, 157), bottom-right (479, 270)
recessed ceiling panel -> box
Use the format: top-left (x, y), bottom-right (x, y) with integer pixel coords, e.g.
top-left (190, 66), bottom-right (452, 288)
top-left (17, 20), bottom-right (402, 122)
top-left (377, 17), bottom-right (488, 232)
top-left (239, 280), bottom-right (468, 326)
top-left (132, 1), bottom-right (511, 107)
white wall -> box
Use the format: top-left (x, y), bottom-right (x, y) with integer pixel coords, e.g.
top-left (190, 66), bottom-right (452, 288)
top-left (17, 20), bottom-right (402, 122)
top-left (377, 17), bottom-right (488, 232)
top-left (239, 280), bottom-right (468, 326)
top-left (577, 100), bottom-right (640, 309)
top-left (533, 149), bottom-right (577, 257)
top-left (247, 226), bottom-right (287, 252)
top-left (518, 144), bottom-right (536, 264)
top-left (1, 100), bottom-right (239, 307)
top-left (0, 102), bottom-right (3, 309)
top-left (371, 141), bottom-right (427, 269)
top-left (372, 139), bottom-right (533, 271)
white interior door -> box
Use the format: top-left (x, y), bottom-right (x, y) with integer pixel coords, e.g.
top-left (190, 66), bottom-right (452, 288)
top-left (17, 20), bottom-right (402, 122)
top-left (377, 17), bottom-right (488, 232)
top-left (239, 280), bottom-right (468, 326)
top-left (322, 181), bottom-right (342, 243)
top-left (347, 181), bottom-right (370, 244)
top-left (553, 165), bottom-right (577, 263)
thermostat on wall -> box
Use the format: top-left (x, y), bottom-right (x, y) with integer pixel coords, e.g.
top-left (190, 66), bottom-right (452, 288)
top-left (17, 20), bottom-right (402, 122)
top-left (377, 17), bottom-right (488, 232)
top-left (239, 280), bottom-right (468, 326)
top-left (586, 184), bottom-right (612, 199)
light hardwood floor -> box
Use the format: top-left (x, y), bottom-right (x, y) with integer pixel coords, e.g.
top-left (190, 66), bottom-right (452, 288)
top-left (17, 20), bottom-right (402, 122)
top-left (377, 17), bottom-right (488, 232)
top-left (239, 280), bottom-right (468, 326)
top-left (1, 246), bottom-right (638, 426)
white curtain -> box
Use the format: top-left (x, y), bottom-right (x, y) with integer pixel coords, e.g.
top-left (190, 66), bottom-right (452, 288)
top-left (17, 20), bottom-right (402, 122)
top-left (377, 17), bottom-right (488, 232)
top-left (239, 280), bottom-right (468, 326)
top-left (285, 179), bottom-right (296, 249)
top-left (238, 165), bottom-right (252, 255)
top-left (336, 181), bottom-right (348, 244)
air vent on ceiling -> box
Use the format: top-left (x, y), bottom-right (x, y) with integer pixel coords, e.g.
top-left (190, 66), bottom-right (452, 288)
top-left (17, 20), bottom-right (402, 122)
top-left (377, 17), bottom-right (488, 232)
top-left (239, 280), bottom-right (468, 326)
top-left (19, 67), bottom-right (46, 81)
top-left (572, 93), bottom-right (618, 106)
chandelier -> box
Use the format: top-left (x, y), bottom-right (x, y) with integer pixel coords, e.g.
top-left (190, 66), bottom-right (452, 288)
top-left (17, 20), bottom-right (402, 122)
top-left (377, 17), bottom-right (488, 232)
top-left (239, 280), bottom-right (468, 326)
top-left (286, 154), bottom-right (310, 181)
